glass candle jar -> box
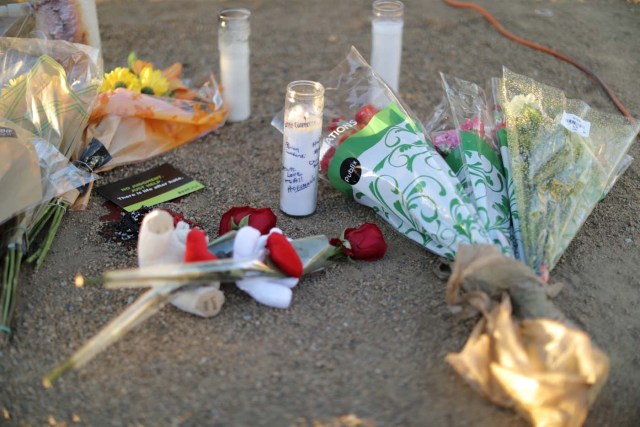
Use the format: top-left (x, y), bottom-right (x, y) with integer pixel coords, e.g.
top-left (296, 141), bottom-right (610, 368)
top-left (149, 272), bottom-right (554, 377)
top-left (279, 81), bottom-right (325, 217)
top-left (370, 0), bottom-right (404, 92)
top-left (218, 8), bottom-right (251, 122)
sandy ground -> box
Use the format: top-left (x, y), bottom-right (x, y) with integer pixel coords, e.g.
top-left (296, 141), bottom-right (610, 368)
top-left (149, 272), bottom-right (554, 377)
top-left (2, 0), bottom-right (640, 425)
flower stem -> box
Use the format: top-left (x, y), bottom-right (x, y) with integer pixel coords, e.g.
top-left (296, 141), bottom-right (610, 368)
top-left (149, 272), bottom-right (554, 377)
top-left (26, 202), bottom-right (68, 270)
top-left (1, 246), bottom-right (22, 344)
top-left (35, 203), bottom-right (66, 270)
top-left (27, 205), bottom-right (55, 243)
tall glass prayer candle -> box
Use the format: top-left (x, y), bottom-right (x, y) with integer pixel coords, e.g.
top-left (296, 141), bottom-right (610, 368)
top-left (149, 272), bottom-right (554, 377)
top-left (79, 0), bottom-right (102, 52)
top-left (370, 0), bottom-right (404, 92)
top-left (218, 8), bottom-right (251, 122)
top-left (280, 81), bottom-right (325, 217)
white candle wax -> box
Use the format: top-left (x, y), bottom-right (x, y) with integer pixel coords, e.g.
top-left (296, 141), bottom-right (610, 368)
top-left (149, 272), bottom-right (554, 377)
top-left (220, 42), bottom-right (250, 122)
top-left (280, 107), bottom-right (322, 216)
top-left (219, 8), bottom-right (251, 122)
top-left (371, 19), bottom-right (403, 92)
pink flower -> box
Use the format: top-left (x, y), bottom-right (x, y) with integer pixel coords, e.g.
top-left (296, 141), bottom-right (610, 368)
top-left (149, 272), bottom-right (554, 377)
top-left (460, 117), bottom-right (485, 138)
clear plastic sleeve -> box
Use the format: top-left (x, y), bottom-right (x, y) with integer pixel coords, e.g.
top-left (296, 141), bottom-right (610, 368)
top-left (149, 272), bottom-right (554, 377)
top-left (500, 67), bottom-right (640, 272)
top-left (440, 74), bottom-right (512, 255)
top-left (0, 37), bottom-right (101, 225)
top-left (422, 94), bottom-right (471, 195)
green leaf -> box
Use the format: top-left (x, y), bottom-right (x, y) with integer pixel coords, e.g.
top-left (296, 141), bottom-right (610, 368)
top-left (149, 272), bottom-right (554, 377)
top-left (127, 52), bottom-right (138, 70)
top-left (238, 215), bottom-right (250, 228)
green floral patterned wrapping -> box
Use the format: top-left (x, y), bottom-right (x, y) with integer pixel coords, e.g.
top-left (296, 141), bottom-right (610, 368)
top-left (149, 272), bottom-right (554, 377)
top-left (440, 75), bottom-right (512, 256)
top-left (501, 68), bottom-right (639, 273)
top-left (423, 96), bottom-right (471, 196)
top-left (273, 48), bottom-right (495, 259)
top-left (326, 102), bottom-right (493, 259)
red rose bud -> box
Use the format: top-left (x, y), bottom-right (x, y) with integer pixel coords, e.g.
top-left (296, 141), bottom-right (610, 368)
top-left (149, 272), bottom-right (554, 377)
top-left (355, 105), bottom-right (379, 128)
top-left (184, 229), bottom-right (217, 262)
top-left (320, 145), bottom-right (336, 175)
top-left (266, 232), bottom-right (303, 278)
top-left (460, 117), bottom-right (485, 138)
top-left (341, 223), bottom-right (387, 261)
top-left (218, 206), bottom-right (277, 236)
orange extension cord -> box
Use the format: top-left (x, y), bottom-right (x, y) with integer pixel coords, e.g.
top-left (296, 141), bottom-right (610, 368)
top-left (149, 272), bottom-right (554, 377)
top-left (442, 0), bottom-right (637, 127)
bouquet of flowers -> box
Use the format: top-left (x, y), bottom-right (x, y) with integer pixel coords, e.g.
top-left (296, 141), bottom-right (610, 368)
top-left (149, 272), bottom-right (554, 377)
top-left (440, 69), bottom-right (637, 425)
top-left (500, 67), bottom-right (639, 273)
top-left (277, 47), bottom-right (499, 260)
top-left (69, 52), bottom-right (228, 210)
top-left (0, 37), bottom-right (101, 341)
top-left (440, 74), bottom-right (513, 254)
top-left (273, 48), bottom-right (636, 425)
top-left (28, 53), bottom-right (228, 284)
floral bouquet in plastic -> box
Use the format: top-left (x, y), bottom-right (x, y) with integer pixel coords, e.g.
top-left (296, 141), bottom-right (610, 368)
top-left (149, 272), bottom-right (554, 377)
top-left (432, 69), bottom-right (638, 426)
top-left (26, 53), bottom-right (229, 294)
top-left (439, 74), bottom-right (513, 255)
top-left (499, 68), bottom-right (639, 274)
top-left (0, 37), bottom-right (101, 340)
top-left (275, 47), bottom-right (500, 260)
top-left (69, 52), bottom-right (228, 210)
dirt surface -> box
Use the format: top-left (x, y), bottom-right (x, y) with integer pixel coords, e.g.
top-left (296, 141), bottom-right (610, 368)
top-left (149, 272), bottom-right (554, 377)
top-left (2, 0), bottom-right (640, 426)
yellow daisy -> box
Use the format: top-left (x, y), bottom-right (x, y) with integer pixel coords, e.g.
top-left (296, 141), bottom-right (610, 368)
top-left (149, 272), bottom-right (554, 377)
top-left (1, 73), bottom-right (27, 96)
top-left (139, 66), bottom-right (169, 96)
top-left (99, 67), bottom-right (141, 93)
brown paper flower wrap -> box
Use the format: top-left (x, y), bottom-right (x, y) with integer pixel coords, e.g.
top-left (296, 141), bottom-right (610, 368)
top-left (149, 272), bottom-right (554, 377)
top-left (446, 244), bottom-right (609, 427)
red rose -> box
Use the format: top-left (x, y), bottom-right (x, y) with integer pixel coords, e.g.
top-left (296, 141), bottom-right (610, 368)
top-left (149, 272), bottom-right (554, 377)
top-left (355, 105), bottom-right (379, 128)
top-left (218, 206), bottom-right (277, 236)
top-left (330, 223), bottom-right (387, 261)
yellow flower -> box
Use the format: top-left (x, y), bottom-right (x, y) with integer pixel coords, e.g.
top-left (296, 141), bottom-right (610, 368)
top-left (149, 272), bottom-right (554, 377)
top-left (99, 67), bottom-right (141, 93)
top-left (1, 73), bottom-right (27, 96)
top-left (138, 66), bottom-right (169, 96)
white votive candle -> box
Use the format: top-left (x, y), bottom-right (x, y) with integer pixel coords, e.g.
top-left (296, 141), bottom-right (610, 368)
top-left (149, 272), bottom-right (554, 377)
top-left (370, 0), bottom-right (404, 92)
top-left (219, 8), bottom-right (251, 122)
top-left (280, 81), bottom-right (325, 217)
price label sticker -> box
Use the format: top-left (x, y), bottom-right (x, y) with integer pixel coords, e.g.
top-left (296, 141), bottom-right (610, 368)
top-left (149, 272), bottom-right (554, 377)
top-left (561, 112), bottom-right (591, 138)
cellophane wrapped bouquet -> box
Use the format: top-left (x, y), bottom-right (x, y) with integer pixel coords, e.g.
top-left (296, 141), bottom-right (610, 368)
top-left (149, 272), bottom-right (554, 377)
top-left (69, 52), bottom-right (228, 210)
top-left (301, 47), bottom-right (501, 259)
top-left (499, 67), bottom-right (638, 273)
top-left (0, 37), bottom-right (102, 340)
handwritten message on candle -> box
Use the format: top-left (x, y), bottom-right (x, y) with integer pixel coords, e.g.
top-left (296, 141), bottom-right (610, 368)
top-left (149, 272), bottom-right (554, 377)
top-left (280, 114), bottom-right (322, 215)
